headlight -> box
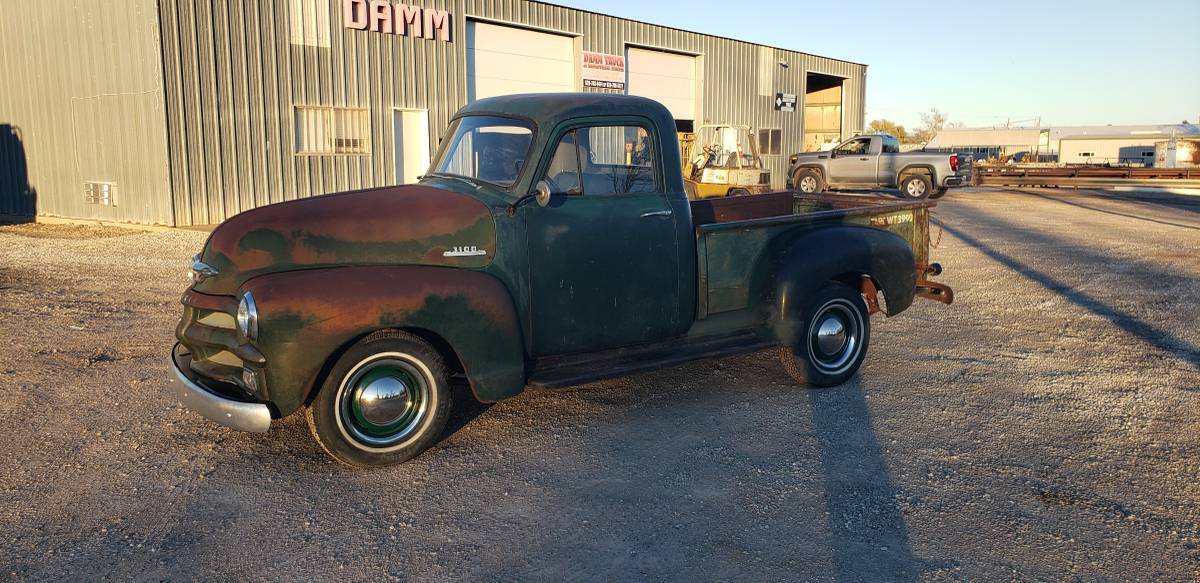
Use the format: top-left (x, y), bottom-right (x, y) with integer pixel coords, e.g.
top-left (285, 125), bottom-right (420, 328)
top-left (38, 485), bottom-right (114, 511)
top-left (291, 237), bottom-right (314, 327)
top-left (237, 292), bottom-right (258, 340)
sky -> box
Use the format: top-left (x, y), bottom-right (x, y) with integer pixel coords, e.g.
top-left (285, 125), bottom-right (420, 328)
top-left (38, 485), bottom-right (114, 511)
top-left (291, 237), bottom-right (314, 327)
top-left (556, 0), bottom-right (1200, 130)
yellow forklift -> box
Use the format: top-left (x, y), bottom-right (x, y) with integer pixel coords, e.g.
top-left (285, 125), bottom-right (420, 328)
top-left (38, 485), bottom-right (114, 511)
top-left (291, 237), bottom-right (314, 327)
top-left (680, 124), bottom-right (773, 200)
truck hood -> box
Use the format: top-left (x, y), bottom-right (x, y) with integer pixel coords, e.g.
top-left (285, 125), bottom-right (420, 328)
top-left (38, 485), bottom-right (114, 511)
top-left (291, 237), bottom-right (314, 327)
top-left (192, 184), bottom-right (497, 295)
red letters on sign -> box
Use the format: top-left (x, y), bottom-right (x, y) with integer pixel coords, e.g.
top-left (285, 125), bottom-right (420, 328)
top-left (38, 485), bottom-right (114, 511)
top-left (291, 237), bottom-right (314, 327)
top-left (344, 0), bottom-right (368, 30)
top-left (396, 4), bottom-right (422, 37)
top-left (342, 0), bottom-right (452, 42)
top-left (369, 0), bottom-right (392, 33)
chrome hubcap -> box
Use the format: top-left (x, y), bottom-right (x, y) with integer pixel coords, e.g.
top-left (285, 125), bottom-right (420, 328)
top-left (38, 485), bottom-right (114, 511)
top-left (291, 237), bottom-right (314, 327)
top-left (906, 179), bottom-right (926, 197)
top-left (807, 299), bottom-right (863, 374)
top-left (356, 376), bottom-right (413, 426)
top-left (800, 176), bottom-right (817, 192)
top-left (815, 315), bottom-right (848, 355)
top-left (336, 353), bottom-right (432, 450)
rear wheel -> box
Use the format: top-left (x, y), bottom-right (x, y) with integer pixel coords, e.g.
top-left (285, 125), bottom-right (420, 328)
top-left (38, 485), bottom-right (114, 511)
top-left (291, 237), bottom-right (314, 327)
top-left (794, 169), bottom-right (824, 194)
top-left (306, 330), bottom-right (451, 467)
top-left (900, 174), bottom-right (932, 199)
top-left (779, 283), bottom-right (871, 387)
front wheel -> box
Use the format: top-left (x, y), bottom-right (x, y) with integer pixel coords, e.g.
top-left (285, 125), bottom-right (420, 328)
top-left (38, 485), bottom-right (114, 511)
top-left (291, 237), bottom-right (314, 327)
top-left (306, 330), bottom-right (451, 467)
top-left (900, 174), bottom-right (932, 199)
top-left (794, 169), bottom-right (824, 194)
top-left (779, 283), bottom-right (871, 387)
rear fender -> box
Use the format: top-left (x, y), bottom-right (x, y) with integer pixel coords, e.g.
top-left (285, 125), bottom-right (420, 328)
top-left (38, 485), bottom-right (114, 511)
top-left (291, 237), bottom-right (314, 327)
top-left (897, 163), bottom-right (937, 185)
top-left (770, 226), bottom-right (916, 344)
top-left (243, 266), bottom-right (526, 416)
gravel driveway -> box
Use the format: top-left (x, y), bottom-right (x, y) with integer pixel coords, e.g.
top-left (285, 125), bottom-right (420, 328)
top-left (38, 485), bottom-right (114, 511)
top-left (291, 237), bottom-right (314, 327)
top-left (1, 188), bottom-right (1197, 581)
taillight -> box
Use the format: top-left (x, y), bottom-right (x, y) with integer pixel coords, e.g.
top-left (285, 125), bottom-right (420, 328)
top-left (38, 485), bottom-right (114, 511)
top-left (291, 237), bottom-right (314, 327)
top-left (950, 153), bottom-right (959, 172)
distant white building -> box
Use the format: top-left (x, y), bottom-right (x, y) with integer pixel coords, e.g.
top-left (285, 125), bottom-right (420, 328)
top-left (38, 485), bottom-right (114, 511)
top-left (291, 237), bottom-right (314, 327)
top-left (926, 123), bottom-right (1200, 166)
top-left (924, 127), bottom-right (1048, 160)
top-left (1051, 125), bottom-right (1200, 165)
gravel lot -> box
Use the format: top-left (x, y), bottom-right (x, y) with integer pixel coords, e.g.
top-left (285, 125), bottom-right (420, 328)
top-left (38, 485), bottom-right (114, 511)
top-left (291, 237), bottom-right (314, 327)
top-left (1, 187), bottom-right (1197, 581)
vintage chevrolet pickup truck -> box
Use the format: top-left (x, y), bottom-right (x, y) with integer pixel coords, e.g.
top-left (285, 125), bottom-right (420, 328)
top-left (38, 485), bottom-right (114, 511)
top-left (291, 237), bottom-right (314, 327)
top-left (171, 94), bottom-right (953, 467)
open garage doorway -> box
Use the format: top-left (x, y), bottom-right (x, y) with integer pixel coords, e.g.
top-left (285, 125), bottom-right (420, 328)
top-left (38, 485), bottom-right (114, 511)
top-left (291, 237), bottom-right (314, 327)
top-left (804, 72), bottom-right (844, 152)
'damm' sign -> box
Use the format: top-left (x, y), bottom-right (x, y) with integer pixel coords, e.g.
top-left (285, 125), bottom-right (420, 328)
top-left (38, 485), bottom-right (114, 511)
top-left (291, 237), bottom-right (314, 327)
top-left (342, 0), bottom-right (452, 41)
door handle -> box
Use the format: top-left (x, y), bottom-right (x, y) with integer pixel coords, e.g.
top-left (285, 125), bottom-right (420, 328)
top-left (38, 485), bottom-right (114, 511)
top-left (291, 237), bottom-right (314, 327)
top-left (641, 210), bottom-right (673, 218)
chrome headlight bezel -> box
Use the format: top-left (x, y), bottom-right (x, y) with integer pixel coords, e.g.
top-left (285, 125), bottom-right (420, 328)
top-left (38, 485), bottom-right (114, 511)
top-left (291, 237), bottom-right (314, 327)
top-left (237, 292), bottom-right (259, 340)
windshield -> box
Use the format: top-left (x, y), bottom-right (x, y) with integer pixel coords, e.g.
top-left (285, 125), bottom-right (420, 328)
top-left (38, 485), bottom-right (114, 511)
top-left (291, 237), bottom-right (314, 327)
top-left (431, 116), bottom-right (534, 188)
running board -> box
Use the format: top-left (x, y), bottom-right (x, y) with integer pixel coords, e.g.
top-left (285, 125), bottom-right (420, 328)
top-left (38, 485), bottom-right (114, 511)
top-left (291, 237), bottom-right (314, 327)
top-left (527, 332), bottom-right (776, 390)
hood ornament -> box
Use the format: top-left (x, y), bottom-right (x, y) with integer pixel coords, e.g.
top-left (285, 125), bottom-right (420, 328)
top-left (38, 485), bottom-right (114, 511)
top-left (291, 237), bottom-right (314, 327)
top-left (188, 254), bottom-right (219, 284)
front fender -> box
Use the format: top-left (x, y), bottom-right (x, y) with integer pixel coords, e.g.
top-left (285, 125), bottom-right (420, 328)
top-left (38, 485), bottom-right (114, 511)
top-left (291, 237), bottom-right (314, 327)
top-left (771, 226), bottom-right (916, 343)
top-left (244, 266), bottom-right (526, 416)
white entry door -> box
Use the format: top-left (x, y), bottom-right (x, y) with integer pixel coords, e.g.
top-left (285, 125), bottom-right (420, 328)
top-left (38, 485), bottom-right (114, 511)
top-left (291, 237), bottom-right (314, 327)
top-left (393, 109), bottom-right (430, 185)
top-left (467, 21), bottom-right (575, 100)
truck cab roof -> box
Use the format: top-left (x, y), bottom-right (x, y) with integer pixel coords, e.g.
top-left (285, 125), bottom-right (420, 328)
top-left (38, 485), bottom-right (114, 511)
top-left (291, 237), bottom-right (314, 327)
top-left (459, 93), bottom-right (677, 135)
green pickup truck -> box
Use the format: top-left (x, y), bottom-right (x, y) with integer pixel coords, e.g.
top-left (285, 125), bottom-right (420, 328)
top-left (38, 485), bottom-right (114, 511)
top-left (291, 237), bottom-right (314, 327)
top-left (171, 94), bottom-right (954, 467)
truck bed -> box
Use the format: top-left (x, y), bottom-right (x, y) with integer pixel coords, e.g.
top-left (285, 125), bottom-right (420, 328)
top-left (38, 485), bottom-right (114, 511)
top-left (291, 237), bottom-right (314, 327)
top-left (691, 191), bottom-right (936, 318)
top-left (689, 191), bottom-right (932, 227)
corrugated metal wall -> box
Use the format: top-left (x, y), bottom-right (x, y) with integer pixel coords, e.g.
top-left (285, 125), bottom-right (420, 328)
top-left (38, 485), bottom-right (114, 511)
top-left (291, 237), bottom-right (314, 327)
top-left (0, 1), bottom-right (173, 224)
top-left (159, 0), bottom-right (866, 226)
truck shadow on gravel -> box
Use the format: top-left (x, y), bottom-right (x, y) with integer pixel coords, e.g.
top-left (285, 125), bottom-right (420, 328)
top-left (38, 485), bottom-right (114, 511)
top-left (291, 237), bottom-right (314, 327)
top-left (808, 382), bottom-right (922, 582)
top-left (941, 211), bottom-right (1200, 370)
top-left (1013, 189), bottom-right (1200, 230)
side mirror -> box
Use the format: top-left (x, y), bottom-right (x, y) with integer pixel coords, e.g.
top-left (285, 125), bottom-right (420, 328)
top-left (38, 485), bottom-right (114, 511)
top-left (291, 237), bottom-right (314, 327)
top-left (534, 180), bottom-right (552, 208)
top-left (506, 180), bottom-right (555, 216)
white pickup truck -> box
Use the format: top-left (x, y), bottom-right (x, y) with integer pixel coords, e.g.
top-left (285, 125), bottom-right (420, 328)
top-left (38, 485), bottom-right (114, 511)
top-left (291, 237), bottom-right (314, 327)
top-left (787, 134), bottom-right (967, 200)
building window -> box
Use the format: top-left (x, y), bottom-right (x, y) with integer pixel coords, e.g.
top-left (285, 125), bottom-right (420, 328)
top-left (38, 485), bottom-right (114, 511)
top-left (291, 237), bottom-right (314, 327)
top-left (295, 106), bottom-right (371, 155)
top-left (289, 0), bottom-right (331, 48)
top-left (758, 128), bottom-right (782, 156)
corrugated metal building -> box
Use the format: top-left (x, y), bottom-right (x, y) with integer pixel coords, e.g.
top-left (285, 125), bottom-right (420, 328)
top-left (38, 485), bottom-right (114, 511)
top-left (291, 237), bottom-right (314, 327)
top-left (1052, 124), bottom-right (1200, 166)
top-left (0, 0), bottom-right (867, 226)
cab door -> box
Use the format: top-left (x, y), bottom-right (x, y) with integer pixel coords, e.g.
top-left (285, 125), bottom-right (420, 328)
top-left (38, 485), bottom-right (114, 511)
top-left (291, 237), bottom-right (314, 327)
top-left (524, 121), bottom-right (684, 356)
top-left (827, 137), bottom-right (879, 185)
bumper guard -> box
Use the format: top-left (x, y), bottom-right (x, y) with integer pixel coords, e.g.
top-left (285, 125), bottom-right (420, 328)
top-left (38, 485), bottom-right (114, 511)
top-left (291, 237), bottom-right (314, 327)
top-left (170, 343), bottom-right (272, 433)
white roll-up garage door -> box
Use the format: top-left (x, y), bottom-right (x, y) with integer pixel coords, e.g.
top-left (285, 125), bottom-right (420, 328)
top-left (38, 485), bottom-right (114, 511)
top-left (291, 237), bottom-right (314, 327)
top-left (625, 47), bottom-right (697, 122)
top-left (467, 21), bottom-right (575, 100)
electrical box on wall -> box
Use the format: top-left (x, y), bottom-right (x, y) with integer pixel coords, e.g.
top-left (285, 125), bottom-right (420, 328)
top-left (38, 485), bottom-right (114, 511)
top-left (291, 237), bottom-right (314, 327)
top-left (84, 182), bottom-right (118, 207)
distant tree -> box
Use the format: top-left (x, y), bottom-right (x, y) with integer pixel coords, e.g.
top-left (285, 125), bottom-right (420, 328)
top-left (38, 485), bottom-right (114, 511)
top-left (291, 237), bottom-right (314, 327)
top-left (867, 119), bottom-right (907, 141)
top-left (912, 108), bottom-right (950, 145)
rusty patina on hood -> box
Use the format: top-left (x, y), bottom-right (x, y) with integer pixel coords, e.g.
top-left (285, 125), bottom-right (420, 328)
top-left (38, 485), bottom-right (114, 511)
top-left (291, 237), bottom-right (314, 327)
top-left (194, 184), bottom-right (496, 295)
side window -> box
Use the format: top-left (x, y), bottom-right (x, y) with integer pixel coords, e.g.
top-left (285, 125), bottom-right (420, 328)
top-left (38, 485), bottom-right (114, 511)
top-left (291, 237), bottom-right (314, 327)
top-left (542, 130), bottom-right (582, 195)
top-left (882, 137), bottom-right (900, 154)
top-left (576, 125), bottom-right (658, 195)
top-left (835, 138), bottom-right (869, 156)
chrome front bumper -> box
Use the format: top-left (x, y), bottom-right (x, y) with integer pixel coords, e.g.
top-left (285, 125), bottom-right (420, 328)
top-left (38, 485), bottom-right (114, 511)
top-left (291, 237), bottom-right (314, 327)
top-left (170, 343), bottom-right (272, 433)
